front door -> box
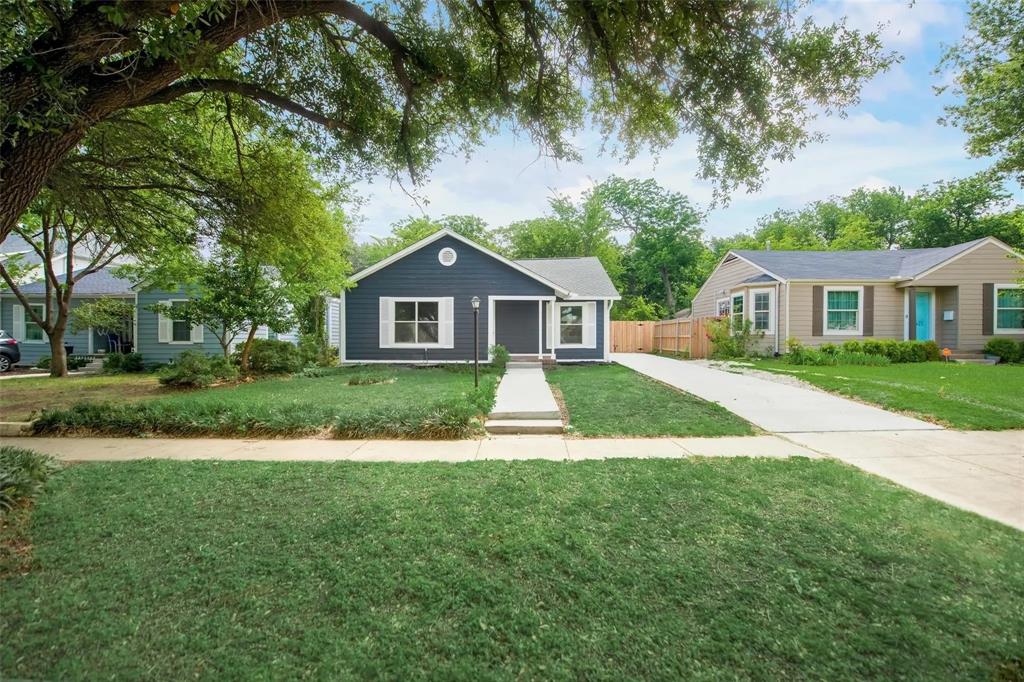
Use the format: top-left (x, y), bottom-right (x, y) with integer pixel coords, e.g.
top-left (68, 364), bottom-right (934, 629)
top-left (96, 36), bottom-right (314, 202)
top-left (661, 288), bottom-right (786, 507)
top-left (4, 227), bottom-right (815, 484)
top-left (915, 291), bottom-right (933, 341)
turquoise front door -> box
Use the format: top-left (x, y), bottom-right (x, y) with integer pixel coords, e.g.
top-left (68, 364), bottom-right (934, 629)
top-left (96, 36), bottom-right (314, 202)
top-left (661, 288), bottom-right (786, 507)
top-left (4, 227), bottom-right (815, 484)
top-left (915, 291), bottom-right (932, 341)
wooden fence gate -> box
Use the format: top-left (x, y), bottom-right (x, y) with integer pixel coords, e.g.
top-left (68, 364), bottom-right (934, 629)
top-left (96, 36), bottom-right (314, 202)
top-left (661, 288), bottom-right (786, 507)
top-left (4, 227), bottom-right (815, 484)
top-left (610, 318), bottom-right (711, 359)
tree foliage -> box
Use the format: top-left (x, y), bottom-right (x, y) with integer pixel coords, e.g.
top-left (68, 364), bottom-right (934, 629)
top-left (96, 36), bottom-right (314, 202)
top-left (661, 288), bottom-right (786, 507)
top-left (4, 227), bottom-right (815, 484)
top-left (354, 215), bottom-right (496, 269)
top-left (1, 0), bottom-right (891, 237)
top-left (939, 0), bottom-right (1024, 184)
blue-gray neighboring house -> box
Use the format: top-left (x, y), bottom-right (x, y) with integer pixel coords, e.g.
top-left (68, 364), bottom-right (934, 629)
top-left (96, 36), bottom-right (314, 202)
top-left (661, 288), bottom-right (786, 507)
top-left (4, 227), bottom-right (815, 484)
top-left (342, 229), bottom-right (621, 363)
top-left (0, 253), bottom-right (343, 367)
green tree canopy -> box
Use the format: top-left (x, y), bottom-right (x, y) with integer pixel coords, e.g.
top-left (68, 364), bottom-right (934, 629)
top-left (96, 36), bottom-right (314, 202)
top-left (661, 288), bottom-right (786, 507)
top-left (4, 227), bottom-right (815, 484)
top-left (905, 172), bottom-right (1023, 248)
top-left (354, 215), bottom-right (496, 270)
top-left (2, 0), bottom-right (891, 238)
top-left (939, 0), bottom-right (1024, 184)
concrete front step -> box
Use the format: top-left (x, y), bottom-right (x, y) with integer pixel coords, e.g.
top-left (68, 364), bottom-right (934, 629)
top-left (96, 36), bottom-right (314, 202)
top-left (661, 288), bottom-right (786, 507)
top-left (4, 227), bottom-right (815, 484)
top-left (489, 409), bottom-right (562, 420)
top-left (485, 419), bottom-right (564, 434)
top-left (955, 358), bottom-right (999, 365)
top-left (507, 361), bottom-right (542, 369)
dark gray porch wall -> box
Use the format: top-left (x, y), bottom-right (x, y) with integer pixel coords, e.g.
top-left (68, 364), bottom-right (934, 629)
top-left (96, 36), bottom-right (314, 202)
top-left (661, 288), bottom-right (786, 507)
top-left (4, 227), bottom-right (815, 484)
top-left (495, 300), bottom-right (542, 354)
top-left (346, 235), bottom-right (555, 361)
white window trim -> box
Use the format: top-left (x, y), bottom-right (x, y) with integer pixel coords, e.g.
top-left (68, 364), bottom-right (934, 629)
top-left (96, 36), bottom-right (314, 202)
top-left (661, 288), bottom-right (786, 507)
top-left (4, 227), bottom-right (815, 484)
top-left (750, 287), bottom-right (775, 335)
top-left (555, 301), bottom-right (596, 349)
top-left (730, 292), bottom-right (745, 333)
top-left (715, 297), bottom-right (731, 317)
top-left (22, 303), bottom-right (47, 344)
top-left (165, 299), bottom-right (195, 344)
top-left (823, 285), bottom-right (864, 336)
top-left (387, 297), bottom-right (446, 348)
top-left (994, 283), bottom-right (1024, 334)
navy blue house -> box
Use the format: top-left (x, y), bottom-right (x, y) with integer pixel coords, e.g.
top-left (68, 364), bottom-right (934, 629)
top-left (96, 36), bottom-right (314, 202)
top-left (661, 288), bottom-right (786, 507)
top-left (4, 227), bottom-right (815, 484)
top-left (342, 230), bottom-right (621, 363)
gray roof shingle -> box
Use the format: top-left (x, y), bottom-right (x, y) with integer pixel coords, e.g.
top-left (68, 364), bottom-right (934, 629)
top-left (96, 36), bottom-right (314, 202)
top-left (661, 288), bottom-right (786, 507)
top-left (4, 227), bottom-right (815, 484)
top-left (732, 238), bottom-right (990, 281)
top-left (10, 268), bottom-right (135, 295)
top-left (515, 256), bottom-right (620, 298)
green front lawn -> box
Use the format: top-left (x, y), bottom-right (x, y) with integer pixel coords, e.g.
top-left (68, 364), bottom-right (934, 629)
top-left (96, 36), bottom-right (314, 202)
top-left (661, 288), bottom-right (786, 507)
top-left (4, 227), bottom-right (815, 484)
top-left (546, 363), bottom-right (753, 437)
top-left (3, 459), bottom-right (1022, 679)
top-left (29, 367), bottom-right (497, 439)
top-left (750, 360), bottom-right (1024, 430)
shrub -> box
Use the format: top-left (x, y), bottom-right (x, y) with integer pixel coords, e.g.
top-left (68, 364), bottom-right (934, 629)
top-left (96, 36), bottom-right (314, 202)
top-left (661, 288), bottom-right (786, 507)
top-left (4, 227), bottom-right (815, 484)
top-left (0, 447), bottom-right (60, 513)
top-left (984, 338), bottom-right (1022, 363)
top-left (36, 355), bottom-right (89, 370)
top-left (244, 338), bottom-right (302, 374)
top-left (841, 340), bottom-right (863, 354)
top-left (158, 351), bottom-right (238, 388)
top-left (103, 352), bottom-right (145, 374)
top-left (707, 318), bottom-right (763, 359)
top-left (490, 344), bottom-right (510, 372)
top-left (785, 338), bottom-right (891, 366)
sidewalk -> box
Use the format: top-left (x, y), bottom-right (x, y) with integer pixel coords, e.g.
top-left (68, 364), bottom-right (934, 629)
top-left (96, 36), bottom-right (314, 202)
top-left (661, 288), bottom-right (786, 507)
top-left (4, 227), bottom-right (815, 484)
top-left (2, 435), bottom-right (818, 462)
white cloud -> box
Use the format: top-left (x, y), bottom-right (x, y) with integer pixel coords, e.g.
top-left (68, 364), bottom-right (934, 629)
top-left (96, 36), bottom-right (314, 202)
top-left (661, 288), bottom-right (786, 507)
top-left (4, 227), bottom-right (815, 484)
top-left (810, 0), bottom-right (958, 50)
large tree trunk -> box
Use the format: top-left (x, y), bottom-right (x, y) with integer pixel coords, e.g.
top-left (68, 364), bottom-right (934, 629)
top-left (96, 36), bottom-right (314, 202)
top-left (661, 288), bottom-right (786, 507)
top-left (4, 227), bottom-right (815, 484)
top-left (47, 322), bottom-right (69, 377)
top-left (660, 267), bottom-right (676, 315)
top-left (239, 325), bottom-right (260, 373)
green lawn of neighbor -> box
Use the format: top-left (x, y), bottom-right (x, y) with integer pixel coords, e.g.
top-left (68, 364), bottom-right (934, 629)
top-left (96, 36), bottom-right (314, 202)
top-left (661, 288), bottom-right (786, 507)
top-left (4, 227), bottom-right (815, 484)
top-left (546, 363), bottom-right (753, 437)
top-left (27, 366), bottom-right (497, 439)
top-left (750, 359), bottom-right (1024, 430)
top-left (3, 458), bottom-right (1022, 680)
top-left (1, 373), bottom-right (164, 421)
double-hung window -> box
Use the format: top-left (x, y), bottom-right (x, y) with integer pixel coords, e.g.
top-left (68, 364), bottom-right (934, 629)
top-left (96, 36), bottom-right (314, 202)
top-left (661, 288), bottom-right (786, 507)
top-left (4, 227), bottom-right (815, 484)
top-left (395, 300), bottom-right (439, 344)
top-left (170, 302), bottom-right (192, 342)
top-left (751, 288), bottom-right (774, 333)
top-left (559, 304), bottom-right (584, 345)
top-left (995, 284), bottom-right (1024, 333)
top-left (730, 294), bottom-right (744, 331)
top-left (24, 303), bottom-right (45, 342)
top-left (824, 286), bottom-right (862, 335)
top-left (380, 297), bottom-right (452, 348)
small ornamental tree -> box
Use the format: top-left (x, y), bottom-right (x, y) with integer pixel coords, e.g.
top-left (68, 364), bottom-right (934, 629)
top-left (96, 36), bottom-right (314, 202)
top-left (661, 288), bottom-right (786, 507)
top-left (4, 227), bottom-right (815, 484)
top-left (148, 249), bottom-right (296, 372)
top-left (70, 298), bottom-right (135, 349)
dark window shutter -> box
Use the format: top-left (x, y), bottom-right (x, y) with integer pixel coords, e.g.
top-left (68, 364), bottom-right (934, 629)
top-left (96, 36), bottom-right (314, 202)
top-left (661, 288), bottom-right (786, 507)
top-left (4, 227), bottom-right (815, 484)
top-left (906, 286), bottom-right (916, 340)
top-left (982, 283), bottom-right (994, 335)
top-left (812, 286), bottom-right (823, 337)
top-left (863, 286), bottom-right (875, 337)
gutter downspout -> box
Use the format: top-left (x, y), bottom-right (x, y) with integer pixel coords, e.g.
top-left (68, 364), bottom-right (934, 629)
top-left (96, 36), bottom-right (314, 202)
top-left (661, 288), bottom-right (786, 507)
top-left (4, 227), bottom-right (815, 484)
top-left (774, 281), bottom-right (781, 355)
top-left (783, 280), bottom-right (790, 355)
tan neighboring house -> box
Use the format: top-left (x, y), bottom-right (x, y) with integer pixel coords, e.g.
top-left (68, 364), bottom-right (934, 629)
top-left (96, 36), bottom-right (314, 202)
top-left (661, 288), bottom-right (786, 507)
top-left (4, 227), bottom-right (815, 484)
top-left (691, 237), bottom-right (1024, 354)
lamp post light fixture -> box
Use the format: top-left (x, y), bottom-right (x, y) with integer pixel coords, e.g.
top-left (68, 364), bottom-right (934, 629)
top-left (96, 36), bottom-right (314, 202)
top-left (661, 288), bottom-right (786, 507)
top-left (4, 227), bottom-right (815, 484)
top-left (470, 296), bottom-right (481, 387)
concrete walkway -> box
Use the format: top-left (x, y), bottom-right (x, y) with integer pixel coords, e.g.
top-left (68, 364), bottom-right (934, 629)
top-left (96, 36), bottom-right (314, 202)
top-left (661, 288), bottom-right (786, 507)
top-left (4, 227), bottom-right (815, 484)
top-left (612, 352), bottom-right (938, 433)
top-left (486, 364), bottom-right (562, 433)
top-left (1, 435), bottom-right (818, 462)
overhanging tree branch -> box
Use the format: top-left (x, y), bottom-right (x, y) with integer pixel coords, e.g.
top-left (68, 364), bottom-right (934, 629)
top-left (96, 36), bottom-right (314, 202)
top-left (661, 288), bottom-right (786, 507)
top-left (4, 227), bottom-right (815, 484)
top-left (133, 79), bottom-right (354, 133)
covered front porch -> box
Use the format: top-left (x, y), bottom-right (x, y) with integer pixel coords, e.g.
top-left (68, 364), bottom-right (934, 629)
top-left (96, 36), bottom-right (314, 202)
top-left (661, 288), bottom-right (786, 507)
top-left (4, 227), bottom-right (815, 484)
top-left (902, 285), bottom-right (958, 348)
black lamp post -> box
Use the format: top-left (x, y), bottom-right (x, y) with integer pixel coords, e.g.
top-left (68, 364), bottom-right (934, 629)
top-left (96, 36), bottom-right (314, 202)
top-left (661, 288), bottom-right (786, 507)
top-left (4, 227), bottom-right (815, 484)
top-left (470, 296), bottom-right (481, 387)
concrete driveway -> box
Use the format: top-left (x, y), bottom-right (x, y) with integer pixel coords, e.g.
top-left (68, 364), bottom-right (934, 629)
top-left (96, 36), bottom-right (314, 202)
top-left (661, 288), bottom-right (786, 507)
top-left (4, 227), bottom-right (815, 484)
top-left (613, 353), bottom-right (1022, 530)
top-left (613, 353), bottom-right (938, 433)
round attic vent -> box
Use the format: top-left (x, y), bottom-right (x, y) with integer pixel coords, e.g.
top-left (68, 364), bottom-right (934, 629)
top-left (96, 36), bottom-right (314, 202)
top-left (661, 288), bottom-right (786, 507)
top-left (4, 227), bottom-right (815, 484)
top-left (438, 247), bottom-right (457, 266)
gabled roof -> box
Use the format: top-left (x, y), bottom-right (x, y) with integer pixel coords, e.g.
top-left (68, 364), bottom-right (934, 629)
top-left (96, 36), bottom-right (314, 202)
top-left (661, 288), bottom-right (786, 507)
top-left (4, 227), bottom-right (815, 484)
top-left (731, 237), bottom-right (1017, 282)
top-left (350, 229), bottom-right (621, 298)
top-left (8, 268), bottom-right (135, 295)
top-left (515, 257), bottom-right (620, 298)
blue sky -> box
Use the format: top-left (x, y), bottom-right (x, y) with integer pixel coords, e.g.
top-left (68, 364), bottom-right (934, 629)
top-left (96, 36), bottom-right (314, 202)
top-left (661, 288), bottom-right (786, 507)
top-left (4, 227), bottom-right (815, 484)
top-left (351, 0), bottom-right (1009, 243)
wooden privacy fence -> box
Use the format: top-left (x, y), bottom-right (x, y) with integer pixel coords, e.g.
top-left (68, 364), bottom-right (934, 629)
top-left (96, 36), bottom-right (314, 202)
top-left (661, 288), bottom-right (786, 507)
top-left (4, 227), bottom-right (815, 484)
top-left (610, 318), bottom-right (711, 358)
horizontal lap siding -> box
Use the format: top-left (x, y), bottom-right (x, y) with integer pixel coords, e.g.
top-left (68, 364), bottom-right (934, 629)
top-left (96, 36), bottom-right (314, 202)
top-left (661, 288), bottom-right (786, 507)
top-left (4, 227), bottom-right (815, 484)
top-left (691, 257), bottom-right (784, 353)
top-left (789, 282), bottom-right (903, 345)
top-left (0, 295), bottom-right (113, 365)
top-left (347, 235), bottom-right (555, 361)
top-left (909, 242), bottom-right (1024, 350)
top-left (937, 287), bottom-right (958, 349)
top-left (136, 287), bottom-right (225, 363)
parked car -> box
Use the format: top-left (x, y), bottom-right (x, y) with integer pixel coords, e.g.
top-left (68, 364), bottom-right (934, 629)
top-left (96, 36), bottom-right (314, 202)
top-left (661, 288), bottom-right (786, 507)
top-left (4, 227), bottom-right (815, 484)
top-left (0, 329), bottom-right (21, 372)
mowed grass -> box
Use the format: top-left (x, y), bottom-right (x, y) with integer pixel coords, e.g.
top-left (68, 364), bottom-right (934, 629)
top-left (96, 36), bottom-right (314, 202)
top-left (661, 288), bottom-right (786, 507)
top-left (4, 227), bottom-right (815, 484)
top-left (0, 373), bottom-right (163, 421)
top-left (3, 458), bottom-right (1022, 680)
top-left (546, 363), bottom-right (752, 437)
top-left (29, 367), bottom-right (497, 439)
top-left (751, 359), bottom-right (1024, 430)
